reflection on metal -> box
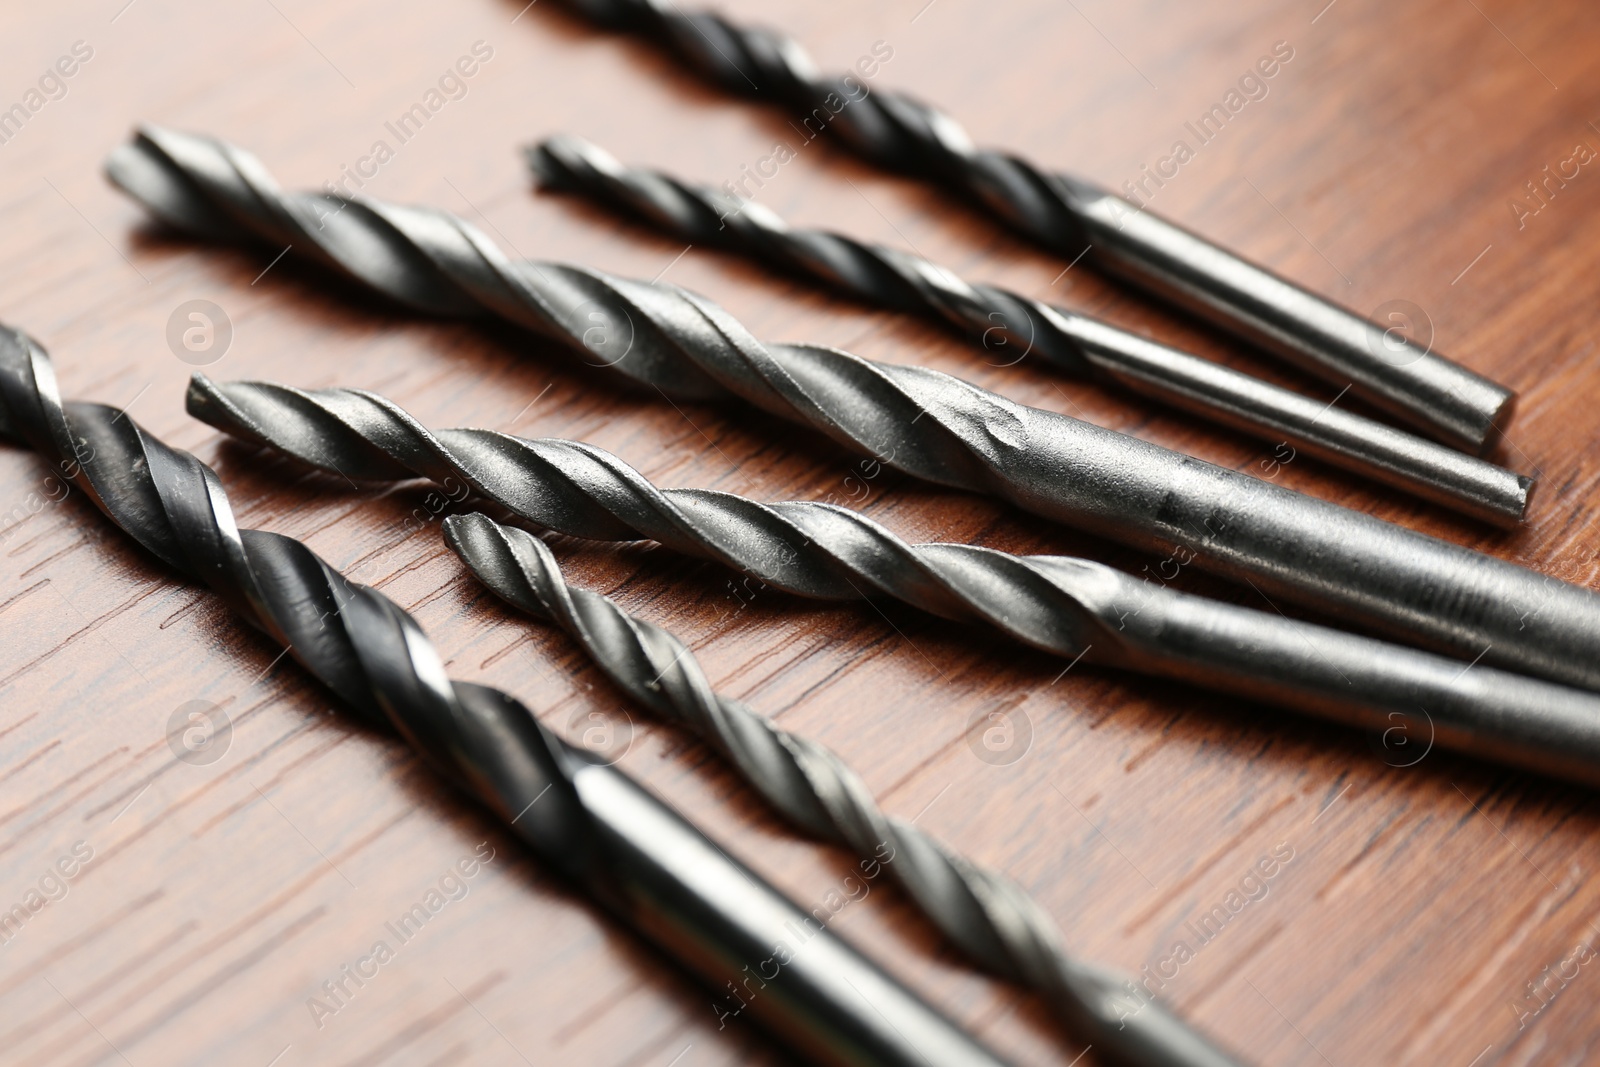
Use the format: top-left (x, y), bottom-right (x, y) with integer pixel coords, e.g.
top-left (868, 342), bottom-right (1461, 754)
top-left (108, 128), bottom-right (1600, 691)
top-left (189, 373), bottom-right (1600, 789)
top-left (528, 135), bottom-right (1530, 525)
top-left (0, 328), bottom-right (1011, 1067)
top-left (548, 0), bottom-right (1516, 453)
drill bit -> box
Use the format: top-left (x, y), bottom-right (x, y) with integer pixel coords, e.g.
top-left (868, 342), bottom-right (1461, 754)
top-left (0, 328), bottom-right (1018, 1067)
top-left (445, 510), bottom-right (1247, 1067)
top-left (544, 0), bottom-right (1514, 454)
top-left (188, 373), bottom-right (1600, 788)
top-left (526, 134), bottom-right (1530, 526)
top-left (106, 127), bottom-right (1600, 691)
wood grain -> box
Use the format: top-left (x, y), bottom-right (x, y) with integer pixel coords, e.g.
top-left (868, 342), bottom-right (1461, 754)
top-left (1, 0), bottom-right (1599, 1064)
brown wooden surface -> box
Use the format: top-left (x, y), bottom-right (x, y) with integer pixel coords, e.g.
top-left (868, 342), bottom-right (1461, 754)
top-left (1, 1), bottom-right (1599, 1064)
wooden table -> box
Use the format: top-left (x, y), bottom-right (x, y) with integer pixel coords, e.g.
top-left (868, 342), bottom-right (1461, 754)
top-left (1, 0), bottom-right (1597, 1063)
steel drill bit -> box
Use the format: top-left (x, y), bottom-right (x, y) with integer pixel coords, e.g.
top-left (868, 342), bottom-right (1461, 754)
top-left (445, 510), bottom-right (1247, 1067)
top-left (0, 328), bottom-right (1019, 1067)
top-left (106, 127), bottom-right (1600, 692)
top-left (544, 0), bottom-right (1514, 454)
top-left (526, 134), bottom-right (1530, 526)
top-left (188, 373), bottom-right (1600, 788)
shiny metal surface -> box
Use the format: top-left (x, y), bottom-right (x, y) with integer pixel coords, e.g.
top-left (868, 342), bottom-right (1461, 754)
top-left (1060, 314), bottom-right (1528, 524)
top-left (530, 135), bottom-right (1531, 525)
top-left (0, 328), bottom-right (1012, 1067)
top-left (1062, 182), bottom-right (1517, 454)
top-left (549, 0), bottom-right (1516, 454)
top-left (447, 512), bottom-right (1246, 1067)
top-left (194, 375), bottom-right (1600, 787)
top-left (568, 754), bottom-right (1022, 1067)
top-left (106, 128), bottom-right (1600, 691)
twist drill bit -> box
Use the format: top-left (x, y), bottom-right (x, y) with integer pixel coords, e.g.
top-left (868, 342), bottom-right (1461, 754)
top-left (106, 128), bottom-right (1600, 691)
top-left (527, 135), bottom-right (1530, 526)
top-left (188, 374), bottom-right (1600, 789)
top-left (0, 329), bottom-right (1017, 1067)
top-left (445, 510), bottom-right (1247, 1067)
top-left (545, 0), bottom-right (1514, 454)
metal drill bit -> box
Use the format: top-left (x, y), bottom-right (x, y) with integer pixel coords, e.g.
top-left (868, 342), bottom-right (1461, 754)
top-left (546, 0), bottom-right (1515, 454)
top-left (188, 373), bottom-right (1600, 788)
top-left (0, 328), bottom-right (1018, 1067)
top-left (526, 135), bottom-right (1530, 526)
top-left (106, 127), bottom-right (1600, 691)
top-left (445, 511), bottom-right (1247, 1067)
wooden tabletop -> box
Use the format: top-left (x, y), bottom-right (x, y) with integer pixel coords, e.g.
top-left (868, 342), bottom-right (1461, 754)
top-left (2, 1), bottom-right (1599, 1064)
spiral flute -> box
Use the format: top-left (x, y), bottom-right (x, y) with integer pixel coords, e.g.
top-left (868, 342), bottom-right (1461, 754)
top-left (0, 328), bottom-right (1020, 1067)
top-left (446, 510), bottom-right (1245, 1067)
top-left (527, 135), bottom-right (1531, 526)
top-left (188, 373), bottom-right (1600, 789)
top-left (547, 0), bottom-right (1514, 454)
top-left (106, 127), bottom-right (1600, 691)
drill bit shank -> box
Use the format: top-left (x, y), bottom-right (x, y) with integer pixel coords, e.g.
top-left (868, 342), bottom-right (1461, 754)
top-left (548, 0), bottom-right (1514, 453)
top-left (0, 329), bottom-right (1013, 1067)
top-left (189, 374), bottom-right (1600, 789)
top-left (527, 135), bottom-right (1530, 526)
top-left (105, 128), bottom-right (1600, 690)
top-left (446, 511), bottom-right (1246, 1067)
